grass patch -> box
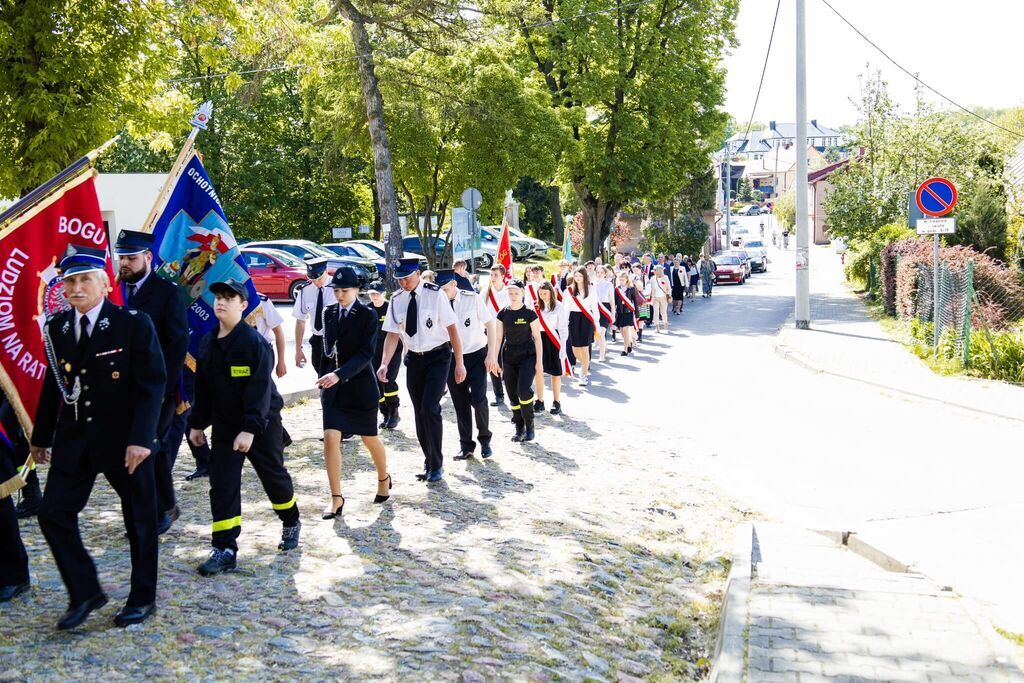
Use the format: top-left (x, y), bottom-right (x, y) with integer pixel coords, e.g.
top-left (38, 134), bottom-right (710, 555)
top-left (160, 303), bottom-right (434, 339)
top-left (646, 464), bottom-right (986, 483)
top-left (996, 626), bottom-right (1024, 647)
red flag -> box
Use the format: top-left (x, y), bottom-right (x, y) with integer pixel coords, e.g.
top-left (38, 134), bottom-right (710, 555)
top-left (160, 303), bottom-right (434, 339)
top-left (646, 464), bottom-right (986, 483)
top-left (496, 220), bottom-right (513, 283)
top-left (0, 170), bottom-right (120, 433)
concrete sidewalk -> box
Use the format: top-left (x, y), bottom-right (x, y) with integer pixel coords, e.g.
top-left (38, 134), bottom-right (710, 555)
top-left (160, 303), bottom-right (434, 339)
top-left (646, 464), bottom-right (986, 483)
top-left (713, 523), bottom-right (1024, 682)
top-left (775, 245), bottom-right (1024, 424)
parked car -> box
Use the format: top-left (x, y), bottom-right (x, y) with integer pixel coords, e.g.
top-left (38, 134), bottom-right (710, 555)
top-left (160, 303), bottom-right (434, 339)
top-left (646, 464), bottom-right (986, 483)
top-left (479, 226), bottom-right (530, 261)
top-left (741, 240), bottom-right (768, 273)
top-left (245, 239), bottom-right (380, 284)
top-left (725, 250), bottom-right (752, 277)
top-left (240, 248), bottom-right (311, 301)
top-left (714, 254), bottom-right (746, 284)
top-left (344, 239), bottom-right (428, 271)
top-left (739, 204), bottom-right (762, 216)
top-left (507, 226), bottom-right (548, 258)
top-left (402, 233), bottom-right (495, 269)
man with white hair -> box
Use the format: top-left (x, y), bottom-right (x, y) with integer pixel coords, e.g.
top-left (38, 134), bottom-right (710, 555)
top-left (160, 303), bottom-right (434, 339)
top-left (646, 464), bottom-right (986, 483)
top-left (30, 244), bottom-right (167, 630)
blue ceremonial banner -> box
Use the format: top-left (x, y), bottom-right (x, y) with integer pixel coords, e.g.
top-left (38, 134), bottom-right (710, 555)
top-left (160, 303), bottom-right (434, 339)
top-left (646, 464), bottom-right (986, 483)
top-left (149, 151), bottom-right (257, 360)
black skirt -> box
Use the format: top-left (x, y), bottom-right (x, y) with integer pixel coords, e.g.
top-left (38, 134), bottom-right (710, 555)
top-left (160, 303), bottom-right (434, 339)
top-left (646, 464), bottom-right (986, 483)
top-left (567, 311), bottom-right (594, 348)
top-left (541, 334), bottom-right (564, 376)
top-left (615, 308), bottom-right (635, 328)
top-left (321, 368), bottom-right (380, 435)
top-left (671, 283), bottom-right (687, 300)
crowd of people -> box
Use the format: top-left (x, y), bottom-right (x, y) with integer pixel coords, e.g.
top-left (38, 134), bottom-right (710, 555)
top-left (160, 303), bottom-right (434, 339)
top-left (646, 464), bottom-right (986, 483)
top-left (0, 234), bottom-right (721, 631)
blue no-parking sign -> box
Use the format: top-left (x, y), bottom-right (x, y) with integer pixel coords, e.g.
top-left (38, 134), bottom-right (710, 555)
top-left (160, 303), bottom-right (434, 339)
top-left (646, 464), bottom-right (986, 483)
top-left (915, 177), bottom-right (957, 217)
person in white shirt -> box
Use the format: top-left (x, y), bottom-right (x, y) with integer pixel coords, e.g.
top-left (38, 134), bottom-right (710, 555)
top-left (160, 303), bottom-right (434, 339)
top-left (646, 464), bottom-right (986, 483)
top-left (535, 282), bottom-right (569, 415)
top-left (592, 265), bottom-right (614, 362)
top-left (292, 258), bottom-right (331, 375)
top-left (439, 270), bottom-right (499, 460)
top-left (251, 292), bottom-right (287, 378)
top-left (563, 267), bottom-right (599, 387)
top-left (378, 259), bottom-right (466, 483)
top-left (649, 266), bottom-right (671, 333)
top-left (484, 265), bottom-right (511, 406)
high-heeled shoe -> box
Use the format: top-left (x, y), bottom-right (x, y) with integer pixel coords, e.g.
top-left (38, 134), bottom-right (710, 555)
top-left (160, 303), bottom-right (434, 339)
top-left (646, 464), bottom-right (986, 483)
top-left (373, 475), bottom-right (392, 504)
top-left (322, 494), bottom-right (345, 519)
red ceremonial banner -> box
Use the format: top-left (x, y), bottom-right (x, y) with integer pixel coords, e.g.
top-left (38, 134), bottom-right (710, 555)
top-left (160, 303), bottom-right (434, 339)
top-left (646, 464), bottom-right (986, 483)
top-left (0, 170), bottom-right (120, 434)
top-left (496, 221), bottom-right (513, 283)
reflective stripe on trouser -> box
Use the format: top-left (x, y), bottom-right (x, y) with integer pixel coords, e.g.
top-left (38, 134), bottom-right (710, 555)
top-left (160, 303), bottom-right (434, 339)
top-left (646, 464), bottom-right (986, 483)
top-left (447, 346), bottom-right (491, 452)
top-left (209, 411), bottom-right (299, 552)
top-left (502, 342), bottom-right (536, 430)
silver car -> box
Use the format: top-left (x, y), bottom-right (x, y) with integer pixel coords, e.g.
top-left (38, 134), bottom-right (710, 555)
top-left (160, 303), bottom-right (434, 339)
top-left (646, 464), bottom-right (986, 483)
top-left (742, 239), bottom-right (768, 273)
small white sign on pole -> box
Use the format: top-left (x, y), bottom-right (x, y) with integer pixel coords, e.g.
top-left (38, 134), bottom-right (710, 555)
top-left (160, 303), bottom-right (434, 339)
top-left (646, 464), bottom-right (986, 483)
top-left (358, 224), bottom-right (371, 234)
top-left (915, 218), bottom-right (956, 235)
top-left (332, 227), bottom-right (353, 239)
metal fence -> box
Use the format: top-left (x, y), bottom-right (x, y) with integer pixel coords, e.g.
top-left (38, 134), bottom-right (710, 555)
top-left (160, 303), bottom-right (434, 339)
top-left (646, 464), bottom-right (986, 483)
top-left (912, 261), bottom-right (974, 367)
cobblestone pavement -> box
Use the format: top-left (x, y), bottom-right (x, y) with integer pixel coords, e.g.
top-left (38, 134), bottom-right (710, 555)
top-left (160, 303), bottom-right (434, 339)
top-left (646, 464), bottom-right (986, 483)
top-left (742, 524), bottom-right (1024, 683)
top-left (0, 359), bottom-right (745, 681)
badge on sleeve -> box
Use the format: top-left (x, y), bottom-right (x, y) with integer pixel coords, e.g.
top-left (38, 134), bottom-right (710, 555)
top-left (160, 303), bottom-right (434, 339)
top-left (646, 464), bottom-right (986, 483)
top-left (464, 318), bottom-right (471, 327)
top-left (231, 366), bottom-right (251, 377)
top-left (426, 317), bottom-right (433, 329)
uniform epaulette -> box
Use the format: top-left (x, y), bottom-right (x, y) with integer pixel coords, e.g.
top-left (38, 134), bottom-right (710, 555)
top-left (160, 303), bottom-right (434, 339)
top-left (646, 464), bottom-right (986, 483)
top-left (458, 290), bottom-right (475, 296)
top-left (423, 282), bottom-right (440, 291)
top-left (295, 281), bottom-right (311, 291)
top-left (258, 293), bottom-right (269, 301)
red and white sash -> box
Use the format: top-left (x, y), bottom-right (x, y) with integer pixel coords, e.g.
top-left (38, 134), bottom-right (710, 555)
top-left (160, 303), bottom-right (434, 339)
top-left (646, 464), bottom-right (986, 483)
top-left (527, 282), bottom-right (540, 311)
top-left (537, 308), bottom-right (573, 376)
top-left (488, 288), bottom-right (501, 314)
top-left (616, 287), bottom-right (641, 331)
top-left (597, 300), bottom-right (614, 326)
top-left (549, 274), bottom-right (563, 301)
top-left (566, 288), bottom-right (597, 331)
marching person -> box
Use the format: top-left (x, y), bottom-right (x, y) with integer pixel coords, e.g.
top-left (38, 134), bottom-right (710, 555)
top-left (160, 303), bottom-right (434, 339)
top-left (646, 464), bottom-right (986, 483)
top-left (0, 398), bottom-right (30, 603)
top-left (115, 229), bottom-right (189, 536)
top-left (316, 268), bottom-right (392, 518)
top-left (670, 256), bottom-right (687, 314)
top-left (649, 265), bottom-right (671, 333)
top-left (31, 245), bottom-right (166, 629)
top-left (189, 278), bottom-right (301, 577)
top-left (593, 265), bottom-right (614, 361)
top-left (563, 267), bottom-right (599, 387)
top-left (439, 270), bottom-right (499, 460)
top-left (293, 257), bottom-right (331, 376)
top-left (535, 282), bottom-right (569, 416)
top-left (700, 254), bottom-right (715, 298)
top-left (615, 271), bottom-right (639, 355)
top-left (489, 280), bottom-right (543, 442)
top-left (378, 258), bottom-right (465, 483)
top-left (252, 292), bottom-right (288, 378)
top-left (484, 265), bottom-right (510, 407)
top-left (367, 282), bottom-right (402, 429)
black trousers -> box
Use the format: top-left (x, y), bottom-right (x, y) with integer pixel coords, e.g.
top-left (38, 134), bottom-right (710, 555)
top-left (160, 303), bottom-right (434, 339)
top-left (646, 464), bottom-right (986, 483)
top-left (39, 453), bottom-right (158, 607)
top-left (502, 342), bottom-right (536, 430)
top-left (209, 412), bottom-right (298, 552)
top-left (163, 405), bottom-right (210, 471)
top-left (0, 450), bottom-right (29, 587)
top-left (375, 341), bottom-right (402, 416)
top-left (154, 396), bottom-right (177, 513)
top-left (447, 347), bottom-right (491, 453)
top-left (405, 345), bottom-right (451, 473)
top-left (490, 344), bottom-right (505, 400)
top-left (310, 335), bottom-right (328, 376)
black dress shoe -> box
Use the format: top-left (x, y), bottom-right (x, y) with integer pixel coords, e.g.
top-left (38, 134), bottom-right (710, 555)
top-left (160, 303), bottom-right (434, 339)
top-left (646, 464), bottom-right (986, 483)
top-left (453, 450), bottom-right (474, 461)
top-left (157, 505), bottom-right (180, 535)
top-left (426, 468), bottom-right (444, 483)
top-left (185, 465), bottom-right (209, 481)
top-left (15, 498), bottom-right (39, 519)
top-left (57, 593), bottom-right (108, 630)
top-left (490, 397), bottom-right (504, 407)
top-left (415, 470), bottom-right (429, 481)
top-left (535, 400), bottom-right (545, 413)
top-left (114, 602), bottom-right (155, 627)
top-left (0, 581), bottom-right (30, 602)
top-left (480, 443), bottom-right (493, 459)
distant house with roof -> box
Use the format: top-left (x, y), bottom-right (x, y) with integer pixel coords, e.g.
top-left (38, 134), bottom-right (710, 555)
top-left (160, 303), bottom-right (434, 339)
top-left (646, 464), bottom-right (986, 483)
top-left (727, 120), bottom-right (845, 158)
top-left (808, 158), bottom-right (851, 244)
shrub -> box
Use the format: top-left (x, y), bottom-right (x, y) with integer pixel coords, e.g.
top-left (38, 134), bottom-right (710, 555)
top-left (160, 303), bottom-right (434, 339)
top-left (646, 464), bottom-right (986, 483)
top-left (844, 223), bottom-right (915, 291)
top-left (968, 328), bottom-right (1024, 383)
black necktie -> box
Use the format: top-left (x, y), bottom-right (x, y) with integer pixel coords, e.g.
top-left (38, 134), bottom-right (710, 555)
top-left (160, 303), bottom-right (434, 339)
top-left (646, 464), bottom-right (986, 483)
top-left (342, 307), bottom-right (349, 319)
top-left (314, 288), bottom-right (324, 331)
top-left (126, 283), bottom-right (136, 302)
top-left (406, 292), bottom-right (418, 338)
top-left (77, 316), bottom-right (90, 353)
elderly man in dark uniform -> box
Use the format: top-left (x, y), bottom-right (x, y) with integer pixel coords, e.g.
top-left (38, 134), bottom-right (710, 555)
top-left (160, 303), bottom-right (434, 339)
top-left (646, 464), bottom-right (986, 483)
top-left (378, 259), bottom-right (466, 483)
top-left (115, 230), bottom-right (189, 535)
top-left (30, 245), bottom-right (167, 630)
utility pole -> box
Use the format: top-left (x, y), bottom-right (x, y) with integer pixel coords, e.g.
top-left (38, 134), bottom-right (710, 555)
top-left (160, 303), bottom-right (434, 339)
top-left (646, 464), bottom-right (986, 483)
top-left (725, 150), bottom-right (732, 250)
top-left (794, 0), bottom-right (810, 329)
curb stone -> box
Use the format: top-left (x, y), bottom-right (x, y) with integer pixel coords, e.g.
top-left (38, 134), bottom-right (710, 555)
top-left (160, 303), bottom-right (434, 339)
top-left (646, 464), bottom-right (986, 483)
top-left (709, 523), bottom-right (753, 683)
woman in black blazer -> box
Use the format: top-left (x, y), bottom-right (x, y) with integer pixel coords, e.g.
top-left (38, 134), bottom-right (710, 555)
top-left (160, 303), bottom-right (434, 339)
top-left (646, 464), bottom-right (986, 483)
top-left (315, 268), bottom-right (392, 518)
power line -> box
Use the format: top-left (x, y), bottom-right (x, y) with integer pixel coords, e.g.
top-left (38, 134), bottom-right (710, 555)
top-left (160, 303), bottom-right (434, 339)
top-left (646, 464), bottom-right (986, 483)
top-left (739, 0), bottom-right (781, 147)
top-left (168, 0), bottom-right (660, 84)
top-left (819, 0), bottom-right (1024, 140)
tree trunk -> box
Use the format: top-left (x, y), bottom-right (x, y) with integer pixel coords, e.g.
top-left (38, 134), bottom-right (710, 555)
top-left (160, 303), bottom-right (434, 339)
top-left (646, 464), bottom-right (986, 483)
top-left (370, 176), bottom-right (382, 240)
top-left (575, 182), bottom-right (618, 261)
top-left (346, 12), bottom-right (402, 289)
top-left (548, 185), bottom-right (564, 247)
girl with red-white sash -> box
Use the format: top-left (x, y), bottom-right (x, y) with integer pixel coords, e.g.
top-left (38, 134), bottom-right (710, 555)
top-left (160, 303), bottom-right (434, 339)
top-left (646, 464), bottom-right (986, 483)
top-left (563, 266), bottom-right (599, 387)
top-left (614, 271), bottom-right (639, 355)
top-left (485, 265), bottom-right (511, 406)
top-left (535, 282), bottom-right (569, 416)
top-left (593, 265), bottom-right (614, 362)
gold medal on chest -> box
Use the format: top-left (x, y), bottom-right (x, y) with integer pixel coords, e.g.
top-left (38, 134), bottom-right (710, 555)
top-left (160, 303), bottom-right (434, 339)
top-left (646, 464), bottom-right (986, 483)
top-left (112, 371), bottom-right (121, 379)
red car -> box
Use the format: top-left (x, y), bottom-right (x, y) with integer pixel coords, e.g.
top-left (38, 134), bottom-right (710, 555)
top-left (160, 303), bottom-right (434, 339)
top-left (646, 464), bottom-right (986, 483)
top-left (240, 247), bottom-right (311, 301)
top-left (714, 254), bottom-right (746, 285)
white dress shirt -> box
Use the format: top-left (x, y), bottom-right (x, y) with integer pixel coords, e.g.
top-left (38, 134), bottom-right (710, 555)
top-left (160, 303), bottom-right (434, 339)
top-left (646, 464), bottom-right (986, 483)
top-left (252, 294), bottom-right (284, 344)
top-left (292, 281), bottom-right (326, 336)
top-left (562, 285), bottom-right (599, 324)
top-left (383, 280), bottom-right (457, 353)
top-left (451, 290), bottom-right (494, 354)
top-left (74, 301), bottom-right (105, 341)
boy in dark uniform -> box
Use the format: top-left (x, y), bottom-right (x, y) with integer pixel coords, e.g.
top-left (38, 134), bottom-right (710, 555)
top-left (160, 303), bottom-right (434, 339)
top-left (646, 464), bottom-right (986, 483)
top-left (189, 278), bottom-right (300, 576)
top-left (366, 281), bottom-right (402, 429)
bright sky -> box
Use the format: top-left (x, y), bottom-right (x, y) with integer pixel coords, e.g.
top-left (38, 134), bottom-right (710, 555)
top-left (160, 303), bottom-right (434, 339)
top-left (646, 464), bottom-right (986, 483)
top-left (724, 0), bottom-right (1024, 131)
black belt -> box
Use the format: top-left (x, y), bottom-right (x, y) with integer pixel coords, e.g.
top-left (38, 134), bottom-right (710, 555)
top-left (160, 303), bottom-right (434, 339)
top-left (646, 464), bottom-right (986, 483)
top-left (406, 342), bottom-right (451, 357)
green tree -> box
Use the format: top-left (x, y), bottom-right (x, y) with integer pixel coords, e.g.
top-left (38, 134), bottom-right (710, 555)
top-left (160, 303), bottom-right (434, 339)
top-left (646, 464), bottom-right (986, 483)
top-left (957, 177), bottom-right (1007, 260)
top-left (775, 188), bottom-right (796, 230)
top-left (0, 0), bottom-right (169, 196)
top-left (505, 0), bottom-right (737, 259)
top-left (640, 214), bottom-right (708, 260)
top-left (736, 176), bottom-right (753, 202)
top-left (514, 176), bottom-right (555, 241)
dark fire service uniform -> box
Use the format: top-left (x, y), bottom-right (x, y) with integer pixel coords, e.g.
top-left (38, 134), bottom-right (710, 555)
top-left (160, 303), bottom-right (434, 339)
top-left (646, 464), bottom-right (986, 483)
top-left (496, 281), bottom-right (539, 442)
top-left (293, 258), bottom-right (330, 376)
top-left (368, 282), bottom-right (402, 429)
top-left (115, 230), bottom-right (189, 532)
top-left (32, 245), bottom-right (167, 629)
top-left (381, 258), bottom-right (458, 482)
top-left (190, 279), bottom-right (299, 573)
top-left (438, 271), bottom-right (494, 459)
